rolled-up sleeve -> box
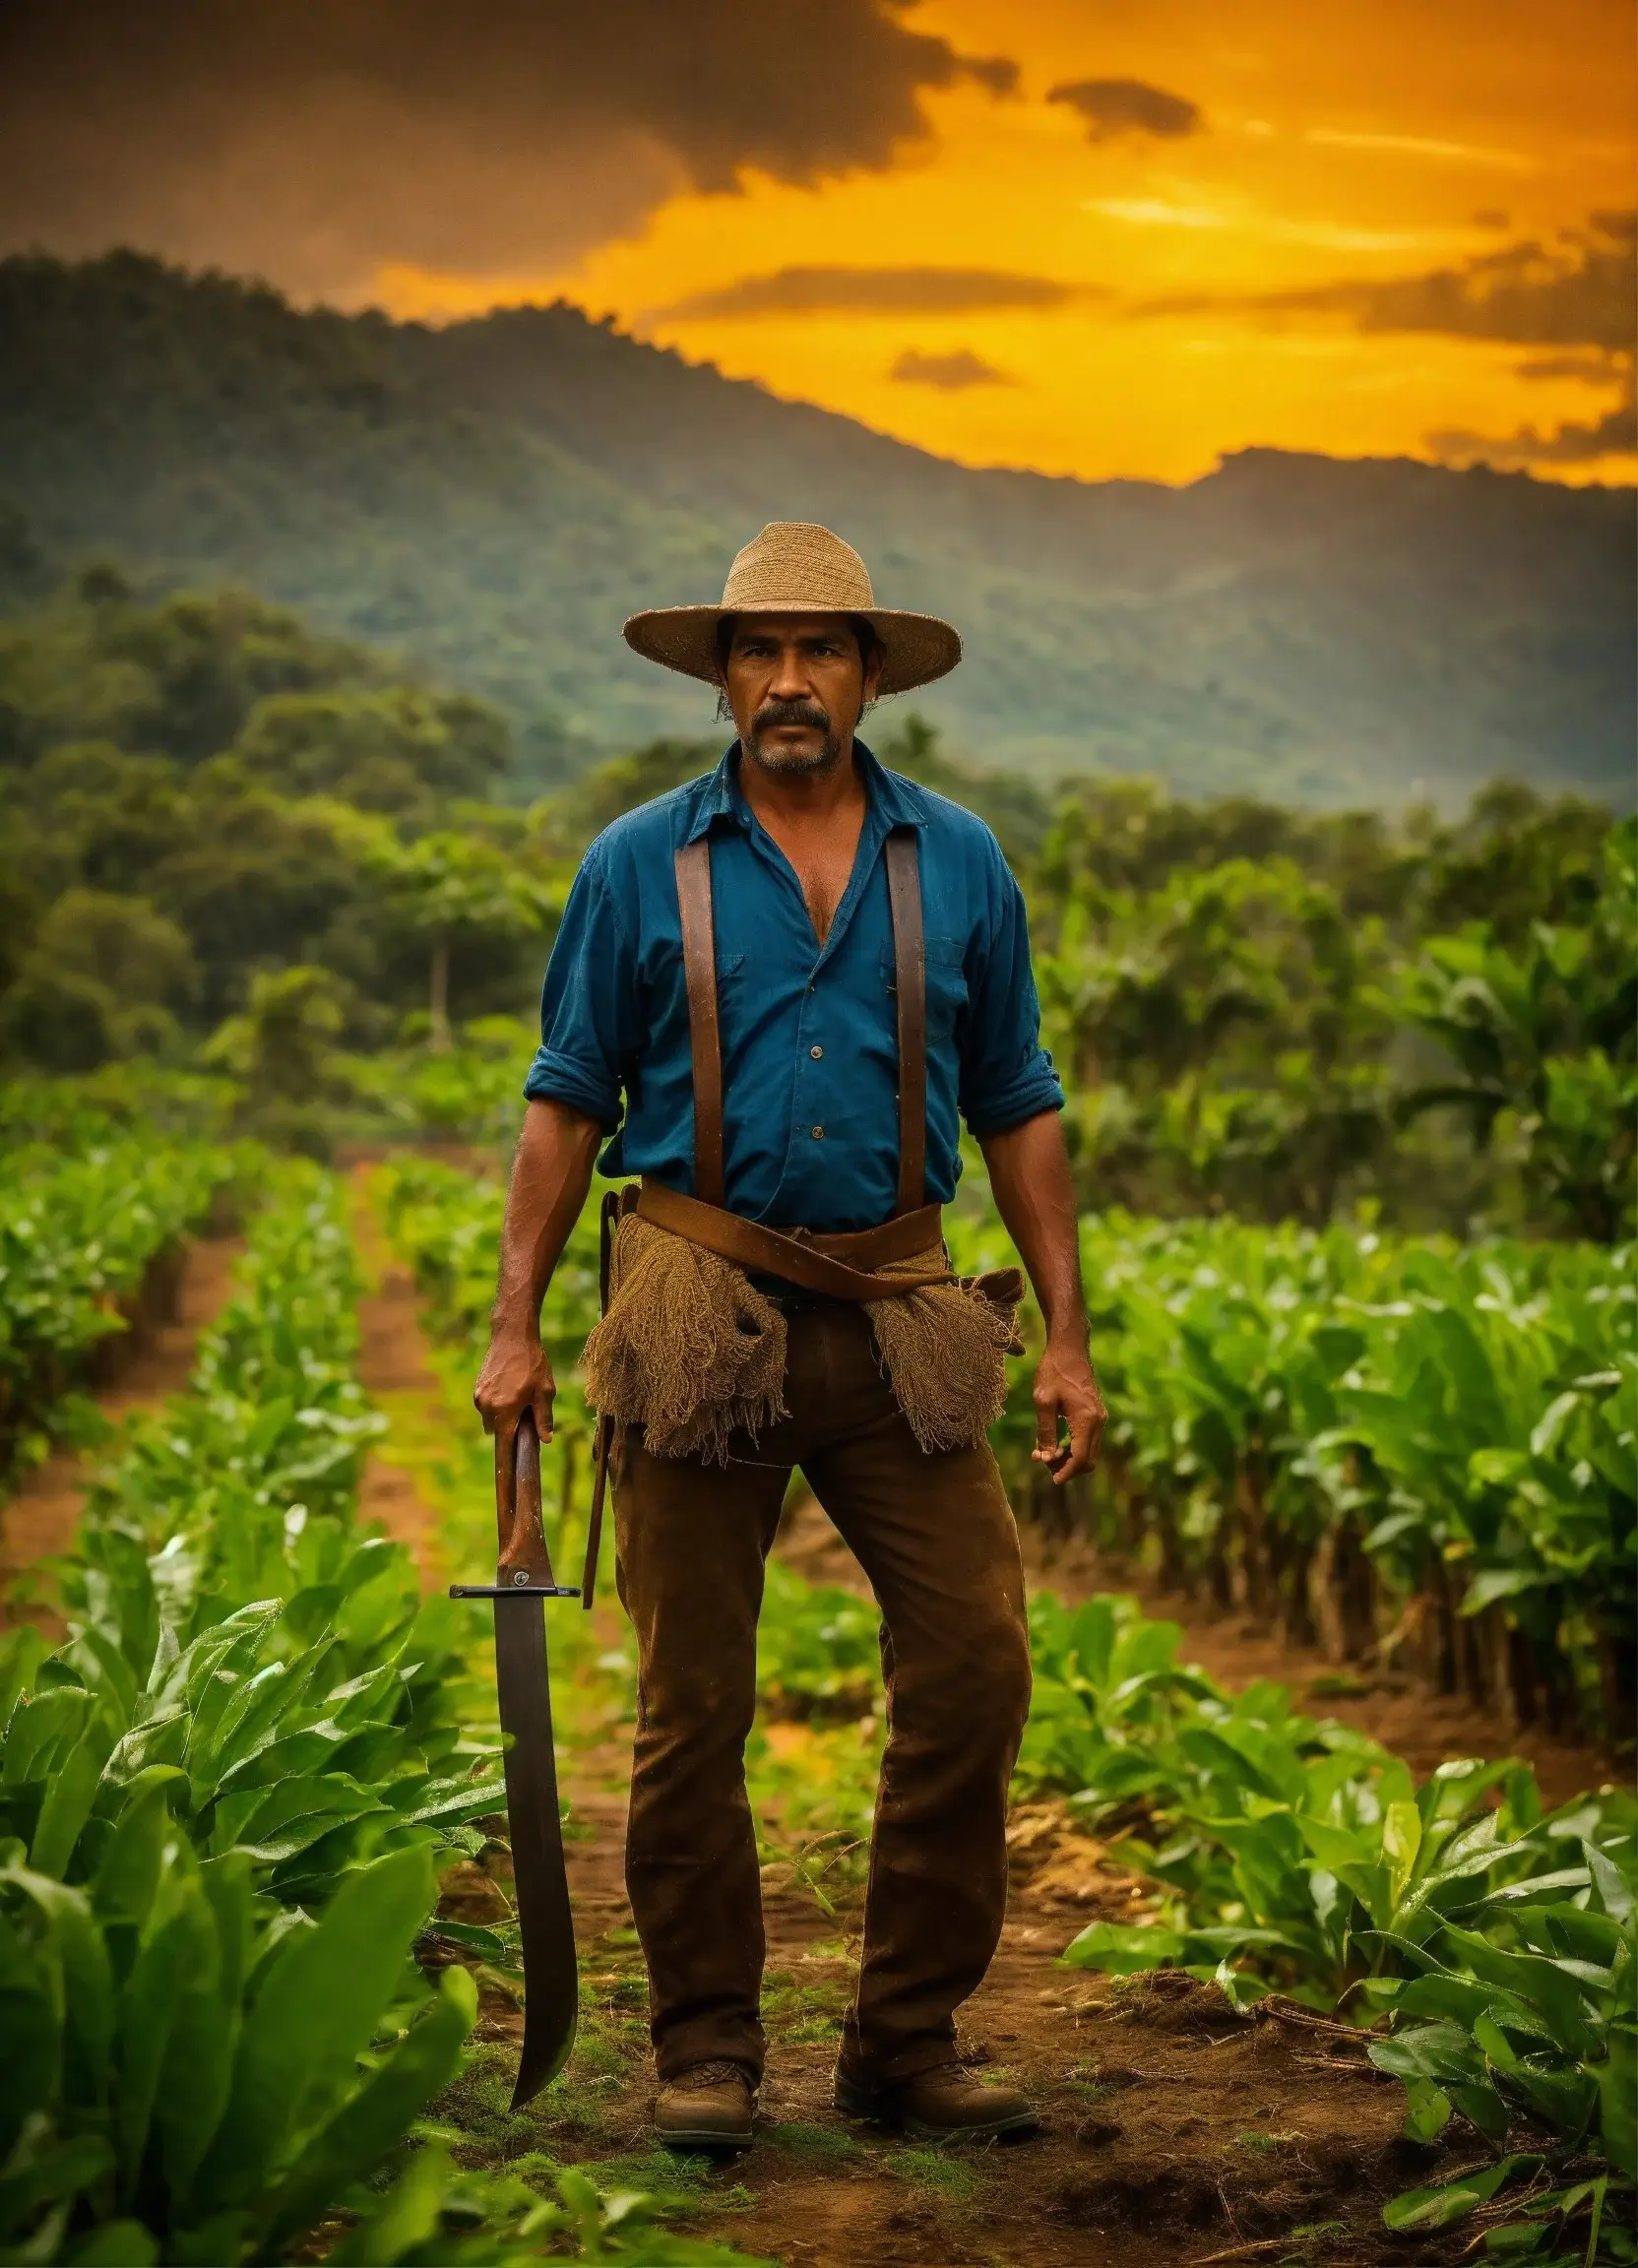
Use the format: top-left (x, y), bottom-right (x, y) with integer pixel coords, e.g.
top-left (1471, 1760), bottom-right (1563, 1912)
top-left (523, 845), bottom-right (637, 1131)
top-left (959, 856), bottom-right (1064, 1137)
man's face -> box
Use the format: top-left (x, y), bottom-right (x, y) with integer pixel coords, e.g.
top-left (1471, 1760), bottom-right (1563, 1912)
top-left (722, 612), bottom-right (881, 779)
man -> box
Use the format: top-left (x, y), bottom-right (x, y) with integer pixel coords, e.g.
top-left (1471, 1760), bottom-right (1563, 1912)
top-left (474, 522), bottom-right (1104, 2150)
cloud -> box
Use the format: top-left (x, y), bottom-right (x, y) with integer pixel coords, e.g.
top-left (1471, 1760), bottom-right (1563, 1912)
top-left (1304, 129), bottom-right (1536, 172)
top-left (1516, 351), bottom-right (1623, 383)
top-left (1428, 372), bottom-right (1637, 469)
top-left (1048, 79), bottom-right (1202, 143)
top-left (890, 347), bottom-right (1014, 390)
top-left (658, 266), bottom-right (1090, 319)
top-left (0, 1), bottom-right (1020, 302)
top-left (1241, 212), bottom-right (1636, 350)
top-left (1142, 212), bottom-right (1635, 352)
top-left (1134, 207), bottom-right (1638, 470)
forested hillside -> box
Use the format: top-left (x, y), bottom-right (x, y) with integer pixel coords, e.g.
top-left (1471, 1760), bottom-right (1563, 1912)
top-left (2, 574), bottom-right (1629, 1239)
top-left (1, 251), bottom-right (1631, 804)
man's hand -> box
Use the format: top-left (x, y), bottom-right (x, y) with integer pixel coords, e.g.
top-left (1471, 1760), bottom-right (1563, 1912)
top-left (472, 1098), bottom-right (600, 1518)
top-left (980, 1111), bottom-right (1108, 1486)
top-left (474, 1331), bottom-right (557, 1520)
top-left (1031, 1333), bottom-right (1106, 1485)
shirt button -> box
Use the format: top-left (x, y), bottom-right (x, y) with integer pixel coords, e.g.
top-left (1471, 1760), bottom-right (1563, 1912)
top-left (811, 1126), bottom-right (824, 1140)
top-left (810, 1044), bottom-right (823, 1059)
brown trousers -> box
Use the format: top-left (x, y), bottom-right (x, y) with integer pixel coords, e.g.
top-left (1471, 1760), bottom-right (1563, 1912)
top-left (612, 1300), bottom-right (1032, 2086)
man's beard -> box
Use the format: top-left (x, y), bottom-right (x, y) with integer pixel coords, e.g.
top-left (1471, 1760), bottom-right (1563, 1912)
top-left (743, 699), bottom-right (846, 777)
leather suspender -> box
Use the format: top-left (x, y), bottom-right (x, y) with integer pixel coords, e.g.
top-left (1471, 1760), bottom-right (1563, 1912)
top-left (671, 825), bottom-right (927, 1219)
top-left (883, 831), bottom-right (926, 1215)
top-left (673, 838), bottom-right (725, 1207)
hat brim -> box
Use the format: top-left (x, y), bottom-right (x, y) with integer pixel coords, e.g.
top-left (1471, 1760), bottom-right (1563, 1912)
top-left (622, 602), bottom-right (961, 698)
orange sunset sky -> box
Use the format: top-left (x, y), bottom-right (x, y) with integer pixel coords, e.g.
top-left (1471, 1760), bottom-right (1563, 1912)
top-left (3, 0), bottom-right (1633, 488)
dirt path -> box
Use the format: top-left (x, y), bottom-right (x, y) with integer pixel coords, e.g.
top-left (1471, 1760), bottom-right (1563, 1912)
top-left (779, 1494), bottom-right (1612, 1813)
top-left (347, 1165), bottom-right (448, 1590)
top-left (0, 1235), bottom-right (242, 1628)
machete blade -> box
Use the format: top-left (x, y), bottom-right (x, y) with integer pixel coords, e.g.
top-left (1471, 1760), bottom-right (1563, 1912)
top-left (450, 1411), bottom-right (580, 2110)
top-left (495, 1593), bottom-right (579, 2106)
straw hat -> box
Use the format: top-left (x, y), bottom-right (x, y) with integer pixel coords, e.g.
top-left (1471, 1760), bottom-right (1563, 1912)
top-left (622, 521), bottom-right (961, 697)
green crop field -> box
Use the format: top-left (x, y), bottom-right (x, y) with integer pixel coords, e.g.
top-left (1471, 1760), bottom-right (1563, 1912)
top-left (0, 561), bottom-right (1633, 2261)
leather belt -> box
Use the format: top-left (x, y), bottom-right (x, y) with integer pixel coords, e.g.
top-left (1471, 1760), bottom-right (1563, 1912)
top-left (636, 1180), bottom-right (949, 1302)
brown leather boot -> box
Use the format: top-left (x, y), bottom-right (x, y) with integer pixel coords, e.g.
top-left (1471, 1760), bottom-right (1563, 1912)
top-left (654, 2058), bottom-right (757, 2149)
top-left (835, 2059), bottom-right (1040, 2141)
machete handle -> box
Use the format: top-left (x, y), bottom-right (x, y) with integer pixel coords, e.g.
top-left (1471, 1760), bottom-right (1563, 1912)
top-left (496, 1409), bottom-right (558, 1589)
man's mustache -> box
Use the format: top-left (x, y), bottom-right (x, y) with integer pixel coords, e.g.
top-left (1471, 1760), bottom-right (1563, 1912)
top-left (752, 699), bottom-right (831, 735)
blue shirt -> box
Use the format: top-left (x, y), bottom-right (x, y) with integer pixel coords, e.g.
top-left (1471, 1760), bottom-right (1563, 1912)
top-left (524, 742), bottom-right (1063, 1233)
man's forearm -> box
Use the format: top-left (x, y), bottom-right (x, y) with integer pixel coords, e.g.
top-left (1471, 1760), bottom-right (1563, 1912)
top-left (491, 1099), bottom-right (602, 1338)
top-left (978, 1110), bottom-right (1088, 1342)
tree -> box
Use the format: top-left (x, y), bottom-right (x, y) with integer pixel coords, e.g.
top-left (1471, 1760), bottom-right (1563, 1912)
top-left (1037, 857), bottom-right (1396, 1222)
top-left (0, 889), bottom-right (196, 1069)
top-left (576, 738), bottom-right (718, 833)
top-left (1396, 819), bottom-right (1636, 1239)
top-left (231, 685), bottom-right (509, 811)
top-left (202, 966), bottom-right (350, 1156)
top-left (370, 831), bottom-right (558, 1048)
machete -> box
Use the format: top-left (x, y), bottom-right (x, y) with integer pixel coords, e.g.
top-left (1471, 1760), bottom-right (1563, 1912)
top-left (449, 1410), bottom-right (579, 2108)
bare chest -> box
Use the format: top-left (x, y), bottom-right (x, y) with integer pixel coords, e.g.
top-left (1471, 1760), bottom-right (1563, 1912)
top-left (788, 841), bottom-right (859, 944)
top-left (756, 811), bottom-right (866, 946)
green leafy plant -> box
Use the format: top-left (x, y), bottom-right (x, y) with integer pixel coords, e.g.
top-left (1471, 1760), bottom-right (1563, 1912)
top-left (0, 1137), bottom-right (237, 1486)
top-left (966, 1209), bottom-right (1635, 1740)
top-left (0, 1837), bottom-right (478, 2263)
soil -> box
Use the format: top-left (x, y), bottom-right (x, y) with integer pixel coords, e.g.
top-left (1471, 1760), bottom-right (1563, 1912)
top-left (0, 1234), bottom-right (242, 1631)
top-left (347, 1164), bottom-right (449, 1590)
top-left (445, 1766), bottom-right (1475, 2268)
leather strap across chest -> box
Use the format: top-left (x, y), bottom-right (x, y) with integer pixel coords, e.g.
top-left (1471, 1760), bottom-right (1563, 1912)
top-left (673, 825), bottom-right (927, 1217)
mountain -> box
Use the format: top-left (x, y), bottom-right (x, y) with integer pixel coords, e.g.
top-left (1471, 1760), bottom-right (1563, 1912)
top-left (0, 250), bottom-right (1631, 804)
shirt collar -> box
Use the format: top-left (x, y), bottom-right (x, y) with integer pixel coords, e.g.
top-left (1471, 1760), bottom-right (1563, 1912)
top-left (682, 737), bottom-right (929, 846)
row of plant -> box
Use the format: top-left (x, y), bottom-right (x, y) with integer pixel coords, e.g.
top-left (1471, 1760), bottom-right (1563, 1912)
top-left (1014, 1588), bottom-right (1637, 2258)
top-left (0, 1166), bottom-right (487, 2260)
top-left (382, 1156), bottom-right (1636, 1745)
top-left (0, 1133), bottom-right (248, 1490)
top-left (1, 1165), bottom-right (758, 2263)
top-left (946, 1200), bottom-right (1635, 1741)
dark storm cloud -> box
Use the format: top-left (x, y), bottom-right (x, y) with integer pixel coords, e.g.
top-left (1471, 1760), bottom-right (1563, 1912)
top-left (660, 267), bottom-right (1091, 319)
top-left (1047, 79), bottom-right (1203, 142)
top-left (1157, 212), bottom-right (1635, 350)
top-left (890, 346), bottom-right (1015, 389)
top-left (0, 0), bottom-right (1020, 302)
